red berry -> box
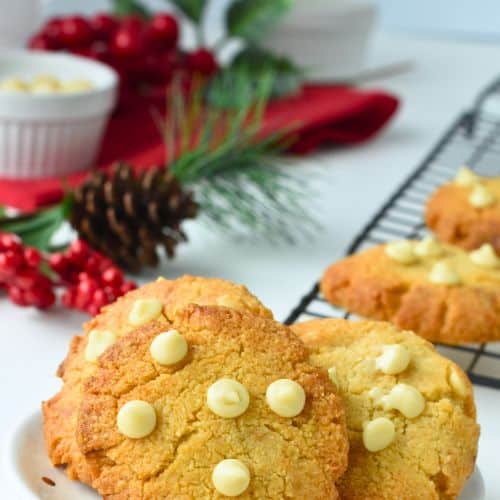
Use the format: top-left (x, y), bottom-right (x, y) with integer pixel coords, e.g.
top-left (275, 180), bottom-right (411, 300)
top-left (0, 251), bottom-right (24, 277)
top-left (0, 233), bottom-right (22, 252)
top-left (62, 288), bottom-right (77, 308)
top-left (77, 277), bottom-right (98, 298)
top-left (120, 281), bottom-right (137, 295)
top-left (68, 239), bottom-right (90, 266)
top-left (121, 15), bottom-right (145, 32)
top-left (102, 267), bottom-right (123, 288)
top-left (60, 16), bottom-right (93, 48)
top-left (43, 17), bottom-right (63, 46)
top-left (24, 247), bottom-right (41, 268)
top-left (28, 33), bottom-right (56, 51)
top-left (148, 13), bottom-right (178, 50)
top-left (48, 252), bottom-right (67, 273)
top-left (16, 269), bottom-right (40, 290)
top-left (8, 286), bottom-right (28, 306)
top-left (26, 286), bottom-right (55, 309)
top-left (111, 25), bottom-right (145, 58)
top-left (187, 48), bottom-right (218, 76)
top-left (90, 13), bottom-right (119, 41)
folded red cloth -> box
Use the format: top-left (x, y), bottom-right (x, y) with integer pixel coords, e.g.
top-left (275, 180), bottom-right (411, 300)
top-left (0, 84), bottom-right (398, 210)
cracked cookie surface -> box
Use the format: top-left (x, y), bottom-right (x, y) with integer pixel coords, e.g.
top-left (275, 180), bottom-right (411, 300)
top-left (426, 176), bottom-right (500, 252)
top-left (320, 241), bottom-right (500, 343)
top-left (76, 304), bottom-right (348, 499)
top-left (292, 318), bottom-right (479, 500)
top-left (42, 276), bottom-right (273, 484)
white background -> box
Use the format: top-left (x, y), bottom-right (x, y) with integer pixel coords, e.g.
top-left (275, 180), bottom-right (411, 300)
top-left (1, 1), bottom-right (500, 498)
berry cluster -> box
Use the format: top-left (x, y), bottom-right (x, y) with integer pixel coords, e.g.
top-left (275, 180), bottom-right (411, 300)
top-left (0, 233), bottom-right (136, 315)
top-left (29, 13), bottom-right (218, 97)
top-left (0, 233), bottom-right (55, 309)
top-left (49, 240), bottom-right (136, 315)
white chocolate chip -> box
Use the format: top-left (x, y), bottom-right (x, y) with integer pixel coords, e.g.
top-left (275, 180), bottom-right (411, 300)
top-left (150, 330), bottom-right (188, 365)
top-left (117, 400), bottom-right (157, 438)
top-left (128, 299), bottom-right (163, 326)
top-left (327, 367), bottom-right (338, 387)
top-left (414, 236), bottom-right (442, 258)
top-left (0, 78), bottom-right (28, 92)
top-left (469, 184), bottom-right (496, 208)
top-left (60, 79), bottom-right (93, 93)
top-left (266, 379), bottom-right (306, 418)
top-left (469, 243), bottom-right (500, 269)
top-left (429, 261), bottom-right (461, 285)
top-left (84, 329), bottom-right (116, 362)
top-left (449, 368), bottom-right (469, 399)
top-left (362, 417), bottom-right (395, 452)
top-left (385, 241), bottom-right (418, 264)
top-left (455, 166), bottom-right (478, 187)
top-left (381, 383), bottom-right (425, 418)
top-left (376, 344), bottom-right (410, 375)
top-left (212, 459), bottom-right (250, 497)
top-left (207, 378), bottom-right (250, 418)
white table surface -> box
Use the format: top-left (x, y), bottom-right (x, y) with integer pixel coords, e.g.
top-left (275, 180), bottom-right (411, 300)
top-left (1, 32), bottom-right (500, 498)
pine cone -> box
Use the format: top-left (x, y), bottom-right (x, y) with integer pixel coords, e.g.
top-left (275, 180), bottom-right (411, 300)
top-left (70, 164), bottom-right (198, 272)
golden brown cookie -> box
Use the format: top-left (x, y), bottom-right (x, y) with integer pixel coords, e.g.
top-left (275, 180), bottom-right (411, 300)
top-left (43, 275), bottom-right (273, 484)
top-left (76, 304), bottom-right (348, 499)
top-left (426, 167), bottom-right (500, 252)
top-left (292, 318), bottom-right (479, 500)
top-left (320, 238), bottom-right (500, 343)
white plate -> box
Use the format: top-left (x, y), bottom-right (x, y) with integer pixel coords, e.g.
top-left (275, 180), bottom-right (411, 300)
top-left (4, 410), bottom-right (485, 500)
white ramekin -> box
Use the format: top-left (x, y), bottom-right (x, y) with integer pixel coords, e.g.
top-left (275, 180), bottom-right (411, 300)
top-left (261, 0), bottom-right (378, 80)
top-left (0, 50), bottom-right (118, 179)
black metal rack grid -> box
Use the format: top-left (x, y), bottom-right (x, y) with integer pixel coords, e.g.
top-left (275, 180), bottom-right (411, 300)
top-left (285, 81), bottom-right (500, 390)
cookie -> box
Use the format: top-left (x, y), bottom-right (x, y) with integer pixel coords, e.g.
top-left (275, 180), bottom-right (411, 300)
top-left (292, 318), bottom-right (479, 500)
top-left (76, 304), bottom-right (348, 499)
top-left (43, 275), bottom-right (273, 483)
top-left (426, 166), bottom-right (500, 252)
top-left (320, 238), bottom-right (500, 343)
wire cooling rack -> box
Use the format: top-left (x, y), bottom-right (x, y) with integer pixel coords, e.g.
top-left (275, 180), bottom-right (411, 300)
top-left (285, 78), bottom-right (500, 390)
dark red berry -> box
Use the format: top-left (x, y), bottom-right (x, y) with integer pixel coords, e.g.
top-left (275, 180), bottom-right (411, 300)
top-left (8, 286), bottom-right (28, 306)
top-left (60, 16), bottom-right (93, 48)
top-left (26, 286), bottom-right (55, 309)
top-left (62, 288), bottom-right (76, 307)
top-left (187, 48), bottom-right (218, 76)
top-left (24, 247), bottom-right (41, 267)
top-left (121, 15), bottom-right (145, 32)
top-left (148, 13), bottom-right (178, 50)
top-left (16, 269), bottom-right (40, 290)
top-left (0, 251), bottom-right (24, 277)
top-left (120, 281), bottom-right (137, 294)
top-left (111, 26), bottom-right (145, 58)
top-left (77, 278), bottom-right (98, 298)
top-left (48, 252), bottom-right (67, 273)
top-left (90, 13), bottom-right (119, 41)
top-left (102, 267), bottom-right (123, 288)
top-left (0, 233), bottom-right (22, 252)
top-left (43, 17), bottom-right (63, 46)
top-left (28, 33), bottom-right (56, 51)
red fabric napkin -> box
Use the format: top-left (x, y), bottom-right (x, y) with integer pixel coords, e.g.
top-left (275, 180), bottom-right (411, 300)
top-left (0, 84), bottom-right (398, 211)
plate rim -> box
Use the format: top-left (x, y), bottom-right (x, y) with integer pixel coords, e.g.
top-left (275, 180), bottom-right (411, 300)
top-left (3, 409), bottom-right (485, 500)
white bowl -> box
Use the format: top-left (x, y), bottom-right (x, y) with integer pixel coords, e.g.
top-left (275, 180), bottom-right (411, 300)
top-left (0, 50), bottom-right (118, 179)
top-left (261, 0), bottom-right (378, 80)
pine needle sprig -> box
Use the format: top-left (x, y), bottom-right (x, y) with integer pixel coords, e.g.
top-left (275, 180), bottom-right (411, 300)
top-left (165, 75), bottom-right (318, 242)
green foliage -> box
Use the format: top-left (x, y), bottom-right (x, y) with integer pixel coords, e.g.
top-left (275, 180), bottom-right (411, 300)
top-left (111, 0), bottom-right (151, 19)
top-left (226, 0), bottom-right (293, 41)
top-left (163, 78), bottom-right (316, 242)
top-left (0, 196), bottom-right (73, 251)
top-left (206, 47), bottom-right (303, 109)
top-left (169, 0), bottom-right (206, 23)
